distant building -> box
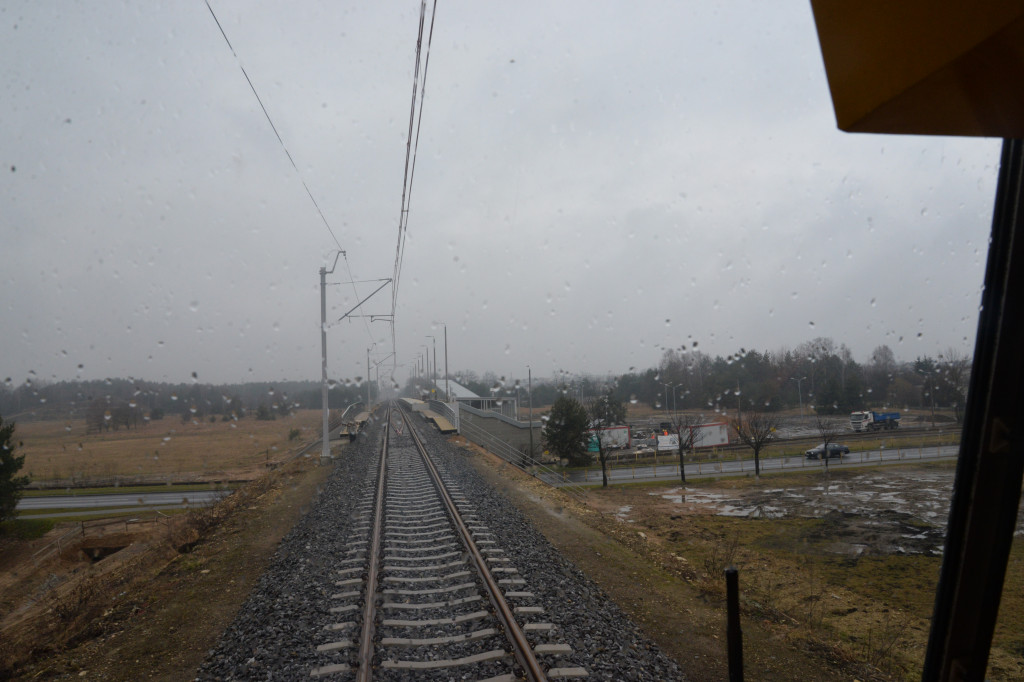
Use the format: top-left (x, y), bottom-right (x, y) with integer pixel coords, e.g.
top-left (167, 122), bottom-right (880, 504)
top-left (434, 378), bottom-right (516, 419)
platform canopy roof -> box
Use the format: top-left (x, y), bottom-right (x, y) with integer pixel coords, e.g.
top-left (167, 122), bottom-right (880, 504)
top-left (434, 378), bottom-right (480, 400)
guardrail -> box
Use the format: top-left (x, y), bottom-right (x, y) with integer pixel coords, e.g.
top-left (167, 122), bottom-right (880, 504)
top-left (428, 400), bottom-right (459, 430)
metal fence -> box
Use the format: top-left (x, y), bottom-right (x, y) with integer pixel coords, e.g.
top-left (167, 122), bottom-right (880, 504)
top-left (30, 510), bottom-right (171, 565)
top-left (428, 400), bottom-right (459, 430)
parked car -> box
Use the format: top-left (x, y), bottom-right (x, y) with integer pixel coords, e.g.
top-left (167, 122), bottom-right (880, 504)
top-left (805, 442), bottom-right (850, 459)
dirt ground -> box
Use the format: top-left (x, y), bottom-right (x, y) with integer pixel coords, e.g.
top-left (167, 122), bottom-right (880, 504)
top-left (459, 438), bottom-right (860, 680)
top-left (457, 441), bottom-right (1024, 680)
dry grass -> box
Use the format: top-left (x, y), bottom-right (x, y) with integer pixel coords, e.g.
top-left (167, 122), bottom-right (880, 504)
top-left (16, 410), bottom-right (323, 484)
top-left (569, 470), bottom-right (1024, 680)
top-left (0, 453), bottom-right (332, 680)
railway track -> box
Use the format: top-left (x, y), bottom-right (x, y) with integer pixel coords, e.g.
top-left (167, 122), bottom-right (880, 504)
top-left (309, 404), bottom-right (587, 680)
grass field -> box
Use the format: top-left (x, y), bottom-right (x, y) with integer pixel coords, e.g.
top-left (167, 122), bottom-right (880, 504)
top-left (15, 409), bottom-right (323, 485)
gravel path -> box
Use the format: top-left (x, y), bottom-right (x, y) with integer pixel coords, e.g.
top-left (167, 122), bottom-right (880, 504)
top-left (197, 410), bottom-right (686, 681)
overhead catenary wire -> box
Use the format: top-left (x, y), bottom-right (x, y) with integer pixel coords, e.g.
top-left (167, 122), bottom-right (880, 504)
top-left (389, 0), bottom-right (438, 375)
top-left (211, 0), bottom-right (438, 379)
top-left (205, 1), bottom-right (380, 367)
top-left (391, 1), bottom-right (437, 319)
top-left (204, 0), bottom-right (343, 253)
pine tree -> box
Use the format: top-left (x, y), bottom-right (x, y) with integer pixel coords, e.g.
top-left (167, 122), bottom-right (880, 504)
top-left (0, 414), bottom-right (29, 523)
top-left (542, 396), bottom-right (591, 466)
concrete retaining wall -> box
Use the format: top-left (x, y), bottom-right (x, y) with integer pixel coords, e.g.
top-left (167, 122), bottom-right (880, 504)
top-left (458, 404), bottom-right (542, 454)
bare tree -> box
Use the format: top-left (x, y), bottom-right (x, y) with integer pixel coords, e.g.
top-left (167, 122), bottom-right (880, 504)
top-left (868, 344), bottom-right (897, 402)
top-left (940, 347), bottom-right (972, 423)
top-left (815, 415), bottom-right (844, 472)
top-left (670, 412), bottom-right (707, 484)
top-left (588, 390), bottom-right (626, 488)
top-left (732, 412), bottom-right (779, 478)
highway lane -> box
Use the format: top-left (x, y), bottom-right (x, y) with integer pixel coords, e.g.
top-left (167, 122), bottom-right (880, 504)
top-left (16, 489), bottom-right (231, 511)
top-left (555, 444), bottom-right (960, 486)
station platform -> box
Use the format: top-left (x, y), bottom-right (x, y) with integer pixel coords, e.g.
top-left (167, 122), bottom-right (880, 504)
top-left (422, 410), bottom-right (457, 434)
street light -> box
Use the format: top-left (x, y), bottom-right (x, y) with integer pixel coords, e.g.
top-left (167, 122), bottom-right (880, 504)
top-left (431, 322), bottom-right (450, 402)
top-left (515, 380), bottom-right (521, 421)
top-left (659, 382), bottom-right (677, 423)
top-left (527, 365), bottom-right (534, 459)
top-left (426, 335), bottom-right (436, 397)
top-left (790, 376), bottom-right (807, 417)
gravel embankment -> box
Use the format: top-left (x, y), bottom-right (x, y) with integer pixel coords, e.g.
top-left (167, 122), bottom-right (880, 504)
top-left (197, 411), bottom-right (686, 681)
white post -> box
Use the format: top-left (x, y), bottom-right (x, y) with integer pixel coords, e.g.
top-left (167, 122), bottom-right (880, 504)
top-left (320, 265), bottom-right (330, 460)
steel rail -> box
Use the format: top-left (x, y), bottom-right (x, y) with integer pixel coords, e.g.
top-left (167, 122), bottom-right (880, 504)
top-left (355, 408), bottom-right (390, 682)
top-left (399, 406), bottom-right (548, 682)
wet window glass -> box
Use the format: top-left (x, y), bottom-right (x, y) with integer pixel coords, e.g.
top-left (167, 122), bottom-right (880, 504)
top-left (0, 2), bottom-right (1015, 679)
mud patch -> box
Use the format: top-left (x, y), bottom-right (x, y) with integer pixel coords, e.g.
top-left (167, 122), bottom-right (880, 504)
top-left (649, 468), bottom-right (977, 556)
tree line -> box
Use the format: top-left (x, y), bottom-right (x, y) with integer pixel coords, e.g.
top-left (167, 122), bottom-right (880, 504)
top-left (0, 377), bottom-right (371, 429)
top-left (454, 337), bottom-right (971, 419)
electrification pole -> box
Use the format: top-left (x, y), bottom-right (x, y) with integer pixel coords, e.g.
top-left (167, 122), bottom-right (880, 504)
top-left (444, 324), bottom-right (450, 402)
top-left (320, 251), bottom-right (342, 461)
top-left (320, 263), bottom-right (391, 461)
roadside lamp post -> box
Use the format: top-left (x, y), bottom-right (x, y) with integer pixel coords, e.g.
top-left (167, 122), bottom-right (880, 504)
top-left (426, 335), bottom-right (436, 397)
top-left (528, 365), bottom-right (534, 460)
top-left (515, 381), bottom-right (521, 422)
top-left (443, 323), bottom-right (450, 402)
top-left (790, 376), bottom-right (807, 418)
top-left (659, 382), bottom-right (676, 423)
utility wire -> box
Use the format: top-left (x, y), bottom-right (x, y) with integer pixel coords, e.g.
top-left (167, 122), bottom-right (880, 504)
top-left (389, 0), bottom-right (438, 374)
top-left (205, 0), bottom-right (343, 252)
top-left (391, 1), bottom-right (427, 315)
top-left (391, 0), bottom-right (437, 314)
top-left (394, 0), bottom-right (437, 314)
top-left (206, 1), bottom-right (379, 373)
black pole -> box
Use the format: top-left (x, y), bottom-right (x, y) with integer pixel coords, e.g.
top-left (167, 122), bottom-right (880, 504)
top-left (923, 138), bottom-right (1024, 679)
top-left (726, 567), bottom-right (743, 682)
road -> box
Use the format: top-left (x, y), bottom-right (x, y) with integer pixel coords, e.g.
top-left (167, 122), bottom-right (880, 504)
top-left (556, 444), bottom-right (959, 486)
top-left (16, 489), bottom-right (231, 511)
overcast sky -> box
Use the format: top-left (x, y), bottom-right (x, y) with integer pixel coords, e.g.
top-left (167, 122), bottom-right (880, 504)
top-left (1, 1), bottom-right (1002, 389)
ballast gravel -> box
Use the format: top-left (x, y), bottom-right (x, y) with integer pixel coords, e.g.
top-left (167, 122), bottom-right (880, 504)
top-left (196, 411), bottom-right (686, 681)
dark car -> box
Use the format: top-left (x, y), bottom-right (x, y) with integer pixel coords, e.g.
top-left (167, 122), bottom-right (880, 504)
top-left (805, 442), bottom-right (850, 459)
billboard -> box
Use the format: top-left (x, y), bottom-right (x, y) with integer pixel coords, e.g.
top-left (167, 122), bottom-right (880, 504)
top-left (586, 425), bottom-right (631, 452)
top-left (657, 433), bottom-right (679, 452)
